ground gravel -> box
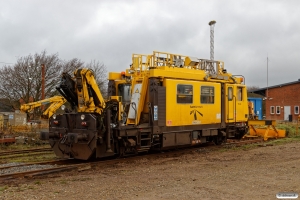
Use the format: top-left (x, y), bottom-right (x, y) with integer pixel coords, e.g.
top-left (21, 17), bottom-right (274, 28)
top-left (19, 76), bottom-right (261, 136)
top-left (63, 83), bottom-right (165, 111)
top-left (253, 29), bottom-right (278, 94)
top-left (1, 141), bottom-right (300, 200)
top-left (0, 164), bottom-right (57, 175)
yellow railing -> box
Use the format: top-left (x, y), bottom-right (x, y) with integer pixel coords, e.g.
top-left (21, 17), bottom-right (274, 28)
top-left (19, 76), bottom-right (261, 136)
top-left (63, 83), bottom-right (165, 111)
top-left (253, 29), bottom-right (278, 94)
top-left (131, 51), bottom-right (225, 75)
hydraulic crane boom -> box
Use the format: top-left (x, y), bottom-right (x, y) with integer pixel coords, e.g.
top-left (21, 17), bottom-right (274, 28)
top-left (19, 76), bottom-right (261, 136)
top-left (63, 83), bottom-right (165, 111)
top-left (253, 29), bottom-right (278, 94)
top-left (20, 96), bottom-right (67, 119)
top-left (56, 68), bottom-right (106, 114)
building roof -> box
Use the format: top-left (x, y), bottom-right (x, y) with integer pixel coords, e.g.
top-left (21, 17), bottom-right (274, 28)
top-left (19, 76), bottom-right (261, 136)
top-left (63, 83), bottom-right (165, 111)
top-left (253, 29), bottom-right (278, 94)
top-left (0, 100), bottom-right (14, 112)
top-left (0, 98), bottom-right (14, 112)
top-left (249, 79), bottom-right (300, 96)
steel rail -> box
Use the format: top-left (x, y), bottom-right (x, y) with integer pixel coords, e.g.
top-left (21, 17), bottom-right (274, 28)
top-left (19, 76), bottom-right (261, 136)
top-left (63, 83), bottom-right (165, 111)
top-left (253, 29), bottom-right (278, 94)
top-left (0, 148), bottom-right (52, 157)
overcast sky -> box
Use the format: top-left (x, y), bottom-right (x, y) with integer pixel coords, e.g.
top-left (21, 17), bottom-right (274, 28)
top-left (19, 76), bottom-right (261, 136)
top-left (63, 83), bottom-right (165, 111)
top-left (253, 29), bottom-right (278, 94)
top-left (1, 0), bottom-right (299, 88)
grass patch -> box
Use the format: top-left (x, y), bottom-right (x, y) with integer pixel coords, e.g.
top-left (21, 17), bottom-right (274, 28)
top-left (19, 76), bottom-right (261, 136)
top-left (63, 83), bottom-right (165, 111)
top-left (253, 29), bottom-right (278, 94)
top-left (0, 186), bottom-right (8, 192)
top-left (60, 180), bottom-right (68, 185)
top-left (240, 143), bottom-right (258, 150)
top-left (34, 181), bottom-right (42, 185)
top-left (265, 137), bottom-right (300, 145)
top-left (276, 122), bottom-right (300, 137)
top-left (1, 152), bottom-right (57, 163)
top-left (71, 177), bottom-right (92, 182)
top-left (218, 148), bottom-right (229, 152)
top-left (0, 143), bottom-right (51, 152)
top-left (221, 143), bottom-right (261, 152)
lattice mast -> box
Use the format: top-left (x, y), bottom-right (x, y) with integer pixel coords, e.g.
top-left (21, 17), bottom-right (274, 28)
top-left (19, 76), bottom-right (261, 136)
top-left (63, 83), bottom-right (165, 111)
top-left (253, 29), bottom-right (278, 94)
top-left (209, 20), bottom-right (216, 61)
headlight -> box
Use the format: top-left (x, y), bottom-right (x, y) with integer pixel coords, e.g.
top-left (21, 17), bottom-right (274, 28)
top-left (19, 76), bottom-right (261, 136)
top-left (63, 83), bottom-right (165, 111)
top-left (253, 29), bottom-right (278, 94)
top-left (53, 114), bottom-right (57, 119)
top-left (81, 114), bottom-right (85, 120)
top-left (61, 105), bottom-right (66, 110)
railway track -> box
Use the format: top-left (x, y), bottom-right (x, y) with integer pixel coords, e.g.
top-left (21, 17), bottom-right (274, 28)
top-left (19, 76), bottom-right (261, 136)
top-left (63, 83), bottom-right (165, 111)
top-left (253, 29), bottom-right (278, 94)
top-left (0, 164), bottom-right (77, 181)
top-left (0, 137), bottom-right (269, 182)
top-left (224, 138), bottom-right (264, 146)
top-left (0, 159), bottom-right (90, 181)
top-left (0, 148), bottom-right (53, 157)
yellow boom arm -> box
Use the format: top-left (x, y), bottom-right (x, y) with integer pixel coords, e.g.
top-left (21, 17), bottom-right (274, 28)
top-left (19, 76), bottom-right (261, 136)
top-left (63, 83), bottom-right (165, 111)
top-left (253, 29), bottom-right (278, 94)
top-left (20, 96), bottom-right (67, 118)
top-left (74, 68), bottom-right (106, 114)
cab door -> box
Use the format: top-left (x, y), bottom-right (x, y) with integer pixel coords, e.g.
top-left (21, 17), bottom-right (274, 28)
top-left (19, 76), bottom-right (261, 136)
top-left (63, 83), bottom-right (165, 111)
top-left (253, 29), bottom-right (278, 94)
top-left (225, 84), bottom-right (235, 123)
top-left (235, 85), bottom-right (248, 122)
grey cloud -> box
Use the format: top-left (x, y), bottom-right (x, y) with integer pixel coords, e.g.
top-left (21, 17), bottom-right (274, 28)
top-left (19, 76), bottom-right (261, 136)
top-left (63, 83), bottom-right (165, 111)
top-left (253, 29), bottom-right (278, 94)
top-left (1, 0), bottom-right (300, 88)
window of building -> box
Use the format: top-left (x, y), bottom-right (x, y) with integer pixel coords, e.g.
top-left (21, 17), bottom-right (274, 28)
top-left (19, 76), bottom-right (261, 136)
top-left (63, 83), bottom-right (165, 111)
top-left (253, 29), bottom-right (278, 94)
top-left (295, 106), bottom-right (299, 114)
top-left (177, 84), bottom-right (193, 104)
top-left (276, 106), bottom-right (280, 114)
top-left (228, 87), bottom-right (233, 101)
top-left (237, 87), bottom-right (243, 101)
top-left (201, 86), bottom-right (214, 104)
top-left (270, 106), bottom-right (275, 114)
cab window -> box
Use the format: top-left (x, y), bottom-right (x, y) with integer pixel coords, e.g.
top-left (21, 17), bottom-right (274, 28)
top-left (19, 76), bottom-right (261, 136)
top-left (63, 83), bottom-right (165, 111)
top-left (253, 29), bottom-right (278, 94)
top-left (177, 84), bottom-right (193, 104)
top-left (118, 83), bottom-right (131, 103)
top-left (201, 86), bottom-right (214, 104)
top-left (237, 87), bottom-right (243, 101)
top-left (228, 87), bottom-right (233, 101)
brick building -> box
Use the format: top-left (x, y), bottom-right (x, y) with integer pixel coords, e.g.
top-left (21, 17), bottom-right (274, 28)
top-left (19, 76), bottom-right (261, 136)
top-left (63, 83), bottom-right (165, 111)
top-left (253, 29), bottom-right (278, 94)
top-left (250, 79), bottom-right (300, 122)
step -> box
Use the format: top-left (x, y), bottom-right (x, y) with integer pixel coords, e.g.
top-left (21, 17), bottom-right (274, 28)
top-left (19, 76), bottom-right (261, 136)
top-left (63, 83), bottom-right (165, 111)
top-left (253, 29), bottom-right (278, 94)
top-left (140, 145), bottom-right (151, 149)
top-left (141, 138), bottom-right (151, 141)
top-left (137, 149), bottom-right (150, 153)
top-left (227, 130), bottom-right (236, 133)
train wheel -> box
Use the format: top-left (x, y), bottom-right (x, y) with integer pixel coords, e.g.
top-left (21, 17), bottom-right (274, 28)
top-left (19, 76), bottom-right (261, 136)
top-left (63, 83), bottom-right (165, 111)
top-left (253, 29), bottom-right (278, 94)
top-left (214, 135), bottom-right (224, 145)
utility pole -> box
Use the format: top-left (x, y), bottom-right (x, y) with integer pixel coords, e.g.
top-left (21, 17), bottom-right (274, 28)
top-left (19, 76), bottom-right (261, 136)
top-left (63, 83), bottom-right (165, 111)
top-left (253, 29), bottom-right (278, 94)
top-left (208, 20), bottom-right (216, 60)
top-left (41, 64), bottom-right (45, 110)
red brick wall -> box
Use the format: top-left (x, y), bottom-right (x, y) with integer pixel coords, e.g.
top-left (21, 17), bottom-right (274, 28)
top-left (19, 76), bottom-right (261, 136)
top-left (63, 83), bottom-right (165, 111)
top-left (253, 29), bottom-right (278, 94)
top-left (265, 82), bottom-right (300, 121)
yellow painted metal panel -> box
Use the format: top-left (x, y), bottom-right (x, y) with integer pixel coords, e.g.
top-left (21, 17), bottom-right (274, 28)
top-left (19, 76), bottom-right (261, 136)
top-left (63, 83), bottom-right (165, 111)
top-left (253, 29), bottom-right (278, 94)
top-left (149, 67), bottom-right (207, 81)
top-left (127, 76), bottom-right (149, 125)
top-left (108, 72), bottom-right (121, 80)
top-left (132, 57), bottom-right (140, 69)
top-left (164, 79), bottom-right (221, 126)
top-left (248, 120), bottom-right (277, 126)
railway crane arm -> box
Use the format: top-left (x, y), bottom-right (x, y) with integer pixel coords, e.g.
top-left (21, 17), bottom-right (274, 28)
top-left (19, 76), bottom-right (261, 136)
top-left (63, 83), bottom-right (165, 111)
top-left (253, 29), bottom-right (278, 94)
top-left (56, 68), bottom-right (106, 114)
top-left (20, 96), bottom-right (67, 119)
top-left (75, 68), bottom-right (106, 113)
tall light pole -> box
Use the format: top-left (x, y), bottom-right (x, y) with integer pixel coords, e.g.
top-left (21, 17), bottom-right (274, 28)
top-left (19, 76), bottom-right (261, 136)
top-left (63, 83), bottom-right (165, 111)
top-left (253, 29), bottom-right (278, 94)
top-left (209, 20), bottom-right (216, 60)
top-left (267, 56), bottom-right (269, 98)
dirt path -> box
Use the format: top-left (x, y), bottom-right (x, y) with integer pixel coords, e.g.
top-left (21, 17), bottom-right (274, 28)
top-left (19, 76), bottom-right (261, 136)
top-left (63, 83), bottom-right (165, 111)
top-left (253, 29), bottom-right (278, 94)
top-left (1, 141), bottom-right (300, 200)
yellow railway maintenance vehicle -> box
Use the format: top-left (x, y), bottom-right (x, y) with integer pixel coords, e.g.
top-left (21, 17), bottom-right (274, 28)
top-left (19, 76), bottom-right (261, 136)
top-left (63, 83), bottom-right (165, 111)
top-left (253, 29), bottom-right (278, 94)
top-left (41, 51), bottom-right (248, 160)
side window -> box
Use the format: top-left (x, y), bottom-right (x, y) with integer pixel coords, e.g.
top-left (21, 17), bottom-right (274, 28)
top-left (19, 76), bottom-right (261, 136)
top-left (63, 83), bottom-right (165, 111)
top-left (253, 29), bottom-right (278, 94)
top-left (276, 106), bottom-right (280, 114)
top-left (228, 87), bottom-right (233, 101)
top-left (237, 87), bottom-right (243, 101)
top-left (270, 106), bottom-right (275, 114)
top-left (201, 86), bottom-right (214, 104)
top-left (295, 106), bottom-right (299, 114)
top-left (118, 83), bottom-right (132, 103)
top-left (177, 84), bottom-right (193, 104)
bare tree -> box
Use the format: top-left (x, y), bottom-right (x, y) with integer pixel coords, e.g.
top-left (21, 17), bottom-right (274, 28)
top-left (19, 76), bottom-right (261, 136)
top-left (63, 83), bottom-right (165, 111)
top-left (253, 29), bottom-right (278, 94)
top-left (247, 86), bottom-right (260, 92)
top-left (0, 51), bottom-right (107, 118)
top-left (247, 86), bottom-right (264, 98)
top-left (85, 60), bottom-right (108, 98)
top-left (61, 58), bottom-right (85, 75)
